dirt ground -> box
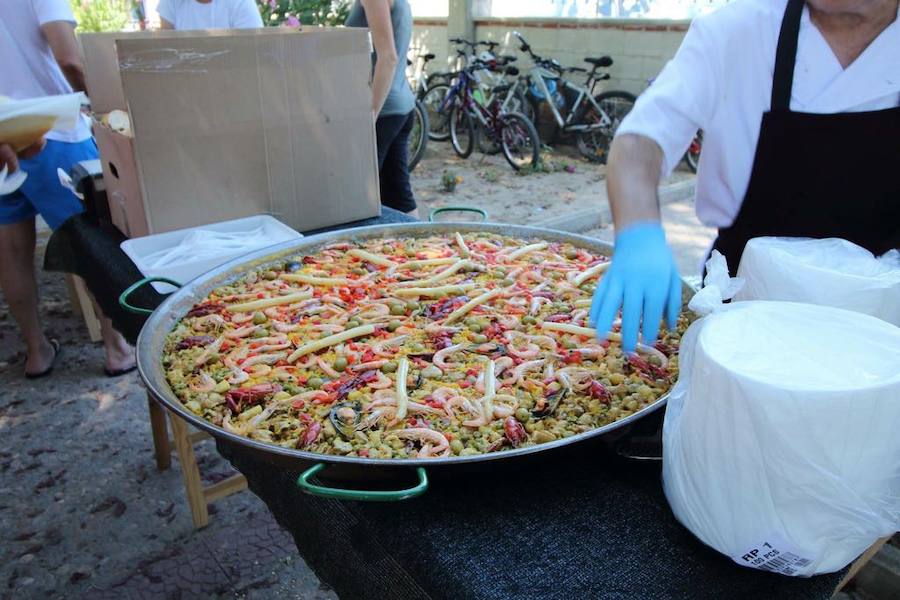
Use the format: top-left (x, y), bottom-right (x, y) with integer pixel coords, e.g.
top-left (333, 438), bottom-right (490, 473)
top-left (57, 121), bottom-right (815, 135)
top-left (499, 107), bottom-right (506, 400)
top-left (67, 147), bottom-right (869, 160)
top-left (0, 142), bottom-right (885, 599)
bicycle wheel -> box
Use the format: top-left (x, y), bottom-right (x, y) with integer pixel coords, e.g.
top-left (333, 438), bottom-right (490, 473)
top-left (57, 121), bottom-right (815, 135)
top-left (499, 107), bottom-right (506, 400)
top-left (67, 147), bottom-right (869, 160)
top-left (422, 83), bottom-right (453, 141)
top-left (574, 90), bottom-right (636, 163)
top-left (449, 104), bottom-right (475, 159)
top-left (408, 100), bottom-right (429, 172)
top-left (683, 130), bottom-right (703, 173)
top-left (500, 111), bottom-right (541, 171)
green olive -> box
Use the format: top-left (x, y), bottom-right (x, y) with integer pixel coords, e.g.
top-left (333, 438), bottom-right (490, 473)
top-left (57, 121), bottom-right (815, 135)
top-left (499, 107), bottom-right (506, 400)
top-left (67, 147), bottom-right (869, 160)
top-left (252, 328), bottom-right (268, 338)
top-left (472, 333), bottom-right (488, 344)
top-left (500, 278), bottom-right (514, 287)
top-left (381, 361), bottom-right (398, 373)
top-left (467, 321), bottom-right (483, 333)
top-left (565, 249), bottom-right (578, 260)
top-left (307, 376), bottom-right (323, 389)
top-left (346, 319), bottom-right (361, 329)
top-left (252, 311), bottom-right (267, 325)
top-left (262, 270), bottom-right (278, 280)
top-left (387, 320), bottom-right (403, 332)
top-left (389, 304), bottom-right (406, 316)
top-left (333, 356), bottom-right (348, 372)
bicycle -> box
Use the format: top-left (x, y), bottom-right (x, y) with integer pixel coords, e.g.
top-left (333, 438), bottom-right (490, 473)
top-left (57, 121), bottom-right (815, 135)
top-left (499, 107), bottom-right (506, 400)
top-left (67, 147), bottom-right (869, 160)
top-left (502, 32), bottom-right (636, 163)
top-left (443, 60), bottom-right (541, 170)
top-left (407, 99), bottom-right (429, 172)
top-left (422, 47), bottom-right (529, 143)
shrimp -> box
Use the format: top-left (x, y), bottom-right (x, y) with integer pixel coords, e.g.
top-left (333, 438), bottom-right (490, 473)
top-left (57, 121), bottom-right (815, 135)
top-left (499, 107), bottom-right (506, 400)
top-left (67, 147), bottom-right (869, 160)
top-left (225, 325), bottom-right (262, 339)
top-left (433, 343), bottom-right (464, 370)
top-left (194, 336), bottom-right (224, 367)
top-left (189, 372), bottom-right (216, 393)
top-left (394, 428), bottom-right (450, 458)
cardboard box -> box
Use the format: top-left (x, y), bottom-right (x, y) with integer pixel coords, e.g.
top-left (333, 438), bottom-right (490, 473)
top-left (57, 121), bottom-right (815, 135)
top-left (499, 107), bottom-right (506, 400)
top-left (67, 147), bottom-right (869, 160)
top-left (81, 28), bottom-right (380, 237)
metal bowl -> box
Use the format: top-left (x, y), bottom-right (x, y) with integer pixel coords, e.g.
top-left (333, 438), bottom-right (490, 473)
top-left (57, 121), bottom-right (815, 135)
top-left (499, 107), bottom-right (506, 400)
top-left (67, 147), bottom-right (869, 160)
top-left (137, 223), bottom-right (690, 498)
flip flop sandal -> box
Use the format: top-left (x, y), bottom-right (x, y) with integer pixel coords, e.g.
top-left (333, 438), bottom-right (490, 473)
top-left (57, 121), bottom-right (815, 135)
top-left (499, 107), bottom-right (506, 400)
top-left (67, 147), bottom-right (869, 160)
top-left (25, 339), bottom-right (61, 379)
top-left (104, 364), bottom-right (137, 378)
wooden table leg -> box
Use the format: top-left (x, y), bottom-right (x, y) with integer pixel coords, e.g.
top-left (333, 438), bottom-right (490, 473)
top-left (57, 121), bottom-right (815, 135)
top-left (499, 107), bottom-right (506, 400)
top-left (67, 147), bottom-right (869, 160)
top-left (834, 536), bottom-right (891, 595)
top-left (147, 395), bottom-right (171, 471)
top-left (169, 412), bottom-right (209, 529)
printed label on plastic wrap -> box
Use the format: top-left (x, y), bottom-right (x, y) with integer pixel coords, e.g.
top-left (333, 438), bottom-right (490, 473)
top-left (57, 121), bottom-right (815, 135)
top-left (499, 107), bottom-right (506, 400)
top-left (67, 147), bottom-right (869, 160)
top-left (734, 537), bottom-right (814, 576)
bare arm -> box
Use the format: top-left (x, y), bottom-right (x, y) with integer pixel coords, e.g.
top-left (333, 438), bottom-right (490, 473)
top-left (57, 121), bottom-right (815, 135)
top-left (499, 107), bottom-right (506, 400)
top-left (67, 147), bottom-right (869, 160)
top-left (160, 18), bottom-right (175, 30)
top-left (41, 21), bottom-right (86, 93)
top-left (361, 0), bottom-right (398, 115)
top-left (606, 134), bottom-right (665, 230)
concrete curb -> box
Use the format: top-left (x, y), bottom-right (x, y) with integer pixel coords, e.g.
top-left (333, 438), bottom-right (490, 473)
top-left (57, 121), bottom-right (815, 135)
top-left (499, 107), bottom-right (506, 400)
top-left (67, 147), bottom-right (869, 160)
top-left (542, 207), bottom-right (606, 233)
top-left (542, 175), bottom-right (696, 235)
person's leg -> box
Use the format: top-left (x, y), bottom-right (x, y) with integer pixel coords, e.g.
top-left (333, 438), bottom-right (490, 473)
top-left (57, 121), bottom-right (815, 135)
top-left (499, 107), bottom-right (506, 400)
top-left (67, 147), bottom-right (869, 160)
top-left (378, 111), bottom-right (419, 216)
top-left (0, 217), bottom-right (56, 374)
top-left (16, 138), bottom-right (135, 373)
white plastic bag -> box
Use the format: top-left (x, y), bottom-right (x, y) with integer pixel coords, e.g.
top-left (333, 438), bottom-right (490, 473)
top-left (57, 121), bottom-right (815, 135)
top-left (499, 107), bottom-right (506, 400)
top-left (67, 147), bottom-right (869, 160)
top-left (663, 253), bottom-right (900, 576)
top-left (735, 237), bottom-right (900, 326)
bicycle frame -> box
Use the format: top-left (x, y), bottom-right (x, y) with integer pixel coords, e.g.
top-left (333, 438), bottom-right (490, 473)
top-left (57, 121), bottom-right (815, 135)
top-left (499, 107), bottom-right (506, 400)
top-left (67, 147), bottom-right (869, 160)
top-left (501, 63), bottom-right (614, 133)
top-left (443, 70), bottom-right (505, 141)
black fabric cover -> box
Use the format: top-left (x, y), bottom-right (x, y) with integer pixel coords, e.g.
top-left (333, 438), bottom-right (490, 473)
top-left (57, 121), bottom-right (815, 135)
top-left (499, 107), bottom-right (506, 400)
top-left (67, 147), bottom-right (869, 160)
top-left (43, 213), bottom-right (164, 344)
top-left (218, 441), bottom-right (844, 600)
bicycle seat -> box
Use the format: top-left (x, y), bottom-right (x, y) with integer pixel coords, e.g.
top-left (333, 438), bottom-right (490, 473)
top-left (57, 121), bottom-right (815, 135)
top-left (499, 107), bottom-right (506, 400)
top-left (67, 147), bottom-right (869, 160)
top-left (421, 53), bottom-right (436, 61)
top-left (505, 66), bottom-right (520, 76)
top-left (585, 56), bottom-right (614, 67)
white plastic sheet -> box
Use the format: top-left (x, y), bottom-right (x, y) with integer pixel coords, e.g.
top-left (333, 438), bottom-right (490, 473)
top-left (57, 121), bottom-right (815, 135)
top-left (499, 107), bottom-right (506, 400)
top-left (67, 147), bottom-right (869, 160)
top-left (663, 254), bottom-right (900, 577)
top-left (735, 237), bottom-right (900, 326)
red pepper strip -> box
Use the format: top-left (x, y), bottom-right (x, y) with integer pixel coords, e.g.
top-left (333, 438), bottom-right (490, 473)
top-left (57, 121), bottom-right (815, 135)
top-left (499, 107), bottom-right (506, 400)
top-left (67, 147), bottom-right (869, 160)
top-left (504, 417), bottom-right (527, 447)
top-left (322, 370), bottom-right (378, 402)
top-left (545, 314), bottom-right (572, 323)
top-left (186, 302), bottom-right (224, 318)
top-left (562, 351), bottom-right (583, 364)
top-left (175, 335), bottom-right (215, 350)
top-left (590, 381), bottom-right (611, 403)
top-left (300, 422), bottom-right (321, 447)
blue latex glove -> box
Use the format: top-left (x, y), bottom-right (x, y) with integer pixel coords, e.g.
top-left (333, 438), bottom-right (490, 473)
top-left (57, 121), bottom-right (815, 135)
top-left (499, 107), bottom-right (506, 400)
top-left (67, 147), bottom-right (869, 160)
top-left (589, 221), bottom-right (681, 352)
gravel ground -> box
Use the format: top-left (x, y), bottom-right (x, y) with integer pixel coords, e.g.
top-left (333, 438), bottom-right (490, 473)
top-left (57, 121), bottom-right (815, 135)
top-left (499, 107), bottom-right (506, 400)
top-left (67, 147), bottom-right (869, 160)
top-left (0, 143), bottom-right (887, 599)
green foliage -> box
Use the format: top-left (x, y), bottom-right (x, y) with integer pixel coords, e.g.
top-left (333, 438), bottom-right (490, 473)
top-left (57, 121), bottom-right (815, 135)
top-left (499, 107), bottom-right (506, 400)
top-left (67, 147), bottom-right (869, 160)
top-left (70, 0), bottom-right (132, 33)
top-left (440, 169), bottom-right (461, 193)
top-left (257, 0), bottom-right (351, 27)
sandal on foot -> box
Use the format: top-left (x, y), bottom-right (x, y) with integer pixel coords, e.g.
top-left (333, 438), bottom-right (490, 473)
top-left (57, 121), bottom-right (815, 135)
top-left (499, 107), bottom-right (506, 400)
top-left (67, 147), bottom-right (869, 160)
top-left (25, 339), bottom-right (61, 379)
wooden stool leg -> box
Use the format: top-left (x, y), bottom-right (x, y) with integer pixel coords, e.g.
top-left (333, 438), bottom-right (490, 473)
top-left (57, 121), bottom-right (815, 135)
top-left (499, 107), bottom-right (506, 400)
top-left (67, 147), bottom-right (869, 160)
top-left (834, 536), bottom-right (891, 595)
top-left (147, 395), bottom-right (171, 471)
top-left (66, 274), bottom-right (102, 342)
top-left (169, 413), bottom-right (209, 529)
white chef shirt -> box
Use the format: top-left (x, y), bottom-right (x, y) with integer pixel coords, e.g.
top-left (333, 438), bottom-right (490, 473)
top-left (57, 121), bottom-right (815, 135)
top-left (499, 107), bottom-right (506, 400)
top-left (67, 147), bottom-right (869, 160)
top-left (616, 0), bottom-right (900, 229)
top-left (0, 0), bottom-right (91, 143)
top-left (157, 0), bottom-right (263, 30)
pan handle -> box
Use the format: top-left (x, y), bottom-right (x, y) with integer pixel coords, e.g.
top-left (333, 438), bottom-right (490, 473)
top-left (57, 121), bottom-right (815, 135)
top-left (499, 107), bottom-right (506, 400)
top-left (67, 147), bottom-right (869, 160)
top-left (428, 206), bottom-right (488, 223)
top-left (119, 277), bottom-right (182, 315)
top-left (296, 463), bottom-right (428, 501)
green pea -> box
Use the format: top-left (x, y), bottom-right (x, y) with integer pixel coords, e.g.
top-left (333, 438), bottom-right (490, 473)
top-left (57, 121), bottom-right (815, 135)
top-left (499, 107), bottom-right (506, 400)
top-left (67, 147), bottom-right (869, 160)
top-left (333, 356), bottom-right (348, 372)
top-left (382, 245), bottom-right (393, 254)
top-left (472, 333), bottom-right (488, 344)
top-left (500, 278), bottom-right (514, 287)
top-left (351, 267), bottom-right (366, 276)
top-left (467, 321), bottom-right (483, 333)
top-left (563, 339), bottom-right (577, 349)
top-left (390, 304), bottom-right (406, 316)
top-left (450, 439), bottom-right (464, 455)
top-left (262, 270), bottom-right (278, 280)
top-left (565, 249), bottom-right (578, 260)
top-left (387, 320), bottom-right (403, 332)
top-left (522, 315), bottom-right (537, 325)
top-left (381, 361), bottom-right (398, 373)
top-left (346, 319), bottom-right (361, 329)
top-left (406, 301), bottom-right (420, 312)
top-left (253, 328), bottom-right (268, 338)
top-left (252, 311), bottom-right (267, 325)
top-left (307, 377), bottom-right (323, 389)
top-left (515, 407), bottom-right (531, 423)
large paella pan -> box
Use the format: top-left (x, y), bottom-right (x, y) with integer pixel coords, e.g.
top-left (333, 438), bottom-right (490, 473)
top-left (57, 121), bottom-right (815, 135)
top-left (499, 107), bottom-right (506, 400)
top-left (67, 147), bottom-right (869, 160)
top-left (134, 222), bottom-right (692, 500)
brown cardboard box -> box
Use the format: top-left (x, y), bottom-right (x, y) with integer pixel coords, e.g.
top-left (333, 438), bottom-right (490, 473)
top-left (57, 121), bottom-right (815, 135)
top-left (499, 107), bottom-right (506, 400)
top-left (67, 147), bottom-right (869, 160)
top-left (81, 28), bottom-right (380, 236)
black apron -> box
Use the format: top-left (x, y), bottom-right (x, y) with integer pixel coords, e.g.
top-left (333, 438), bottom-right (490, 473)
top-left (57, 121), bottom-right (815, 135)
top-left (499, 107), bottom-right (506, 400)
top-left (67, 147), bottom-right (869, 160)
top-left (712, 0), bottom-right (900, 275)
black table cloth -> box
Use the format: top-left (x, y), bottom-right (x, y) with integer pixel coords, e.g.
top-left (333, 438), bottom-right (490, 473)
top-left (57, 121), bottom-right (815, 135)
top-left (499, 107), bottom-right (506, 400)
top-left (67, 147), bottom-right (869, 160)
top-left (46, 208), bottom-right (846, 599)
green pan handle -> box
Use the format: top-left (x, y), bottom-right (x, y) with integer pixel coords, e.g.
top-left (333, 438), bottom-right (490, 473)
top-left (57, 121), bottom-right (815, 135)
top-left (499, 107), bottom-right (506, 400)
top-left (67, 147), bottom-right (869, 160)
top-left (428, 206), bottom-right (488, 223)
top-left (297, 463), bottom-right (428, 501)
top-left (119, 277), bottom-right (182, 316)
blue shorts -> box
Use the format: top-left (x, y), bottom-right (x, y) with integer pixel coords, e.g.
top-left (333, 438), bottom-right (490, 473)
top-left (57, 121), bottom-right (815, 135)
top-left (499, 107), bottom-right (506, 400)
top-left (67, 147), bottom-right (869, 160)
top-left (0, 138), bottom-right (98, 230)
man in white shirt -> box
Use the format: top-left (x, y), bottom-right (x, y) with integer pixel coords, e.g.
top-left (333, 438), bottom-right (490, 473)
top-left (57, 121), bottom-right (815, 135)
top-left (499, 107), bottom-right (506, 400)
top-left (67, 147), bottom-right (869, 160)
top-left (590, 0), bottom-right (900, 352)
top-left (0, 0), bottom-right (136, 378)
top-left (158, 0), bottom-right (263, 30)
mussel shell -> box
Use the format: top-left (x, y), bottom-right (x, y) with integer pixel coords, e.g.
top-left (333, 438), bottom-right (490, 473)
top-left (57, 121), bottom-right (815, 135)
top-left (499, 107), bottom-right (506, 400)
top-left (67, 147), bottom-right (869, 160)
top-left (329, 401), bottom-right (362, 440)
top-left (284, 260), bottom-right (303, 273)
top-left (532, 387), bottom-right (568, 418)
